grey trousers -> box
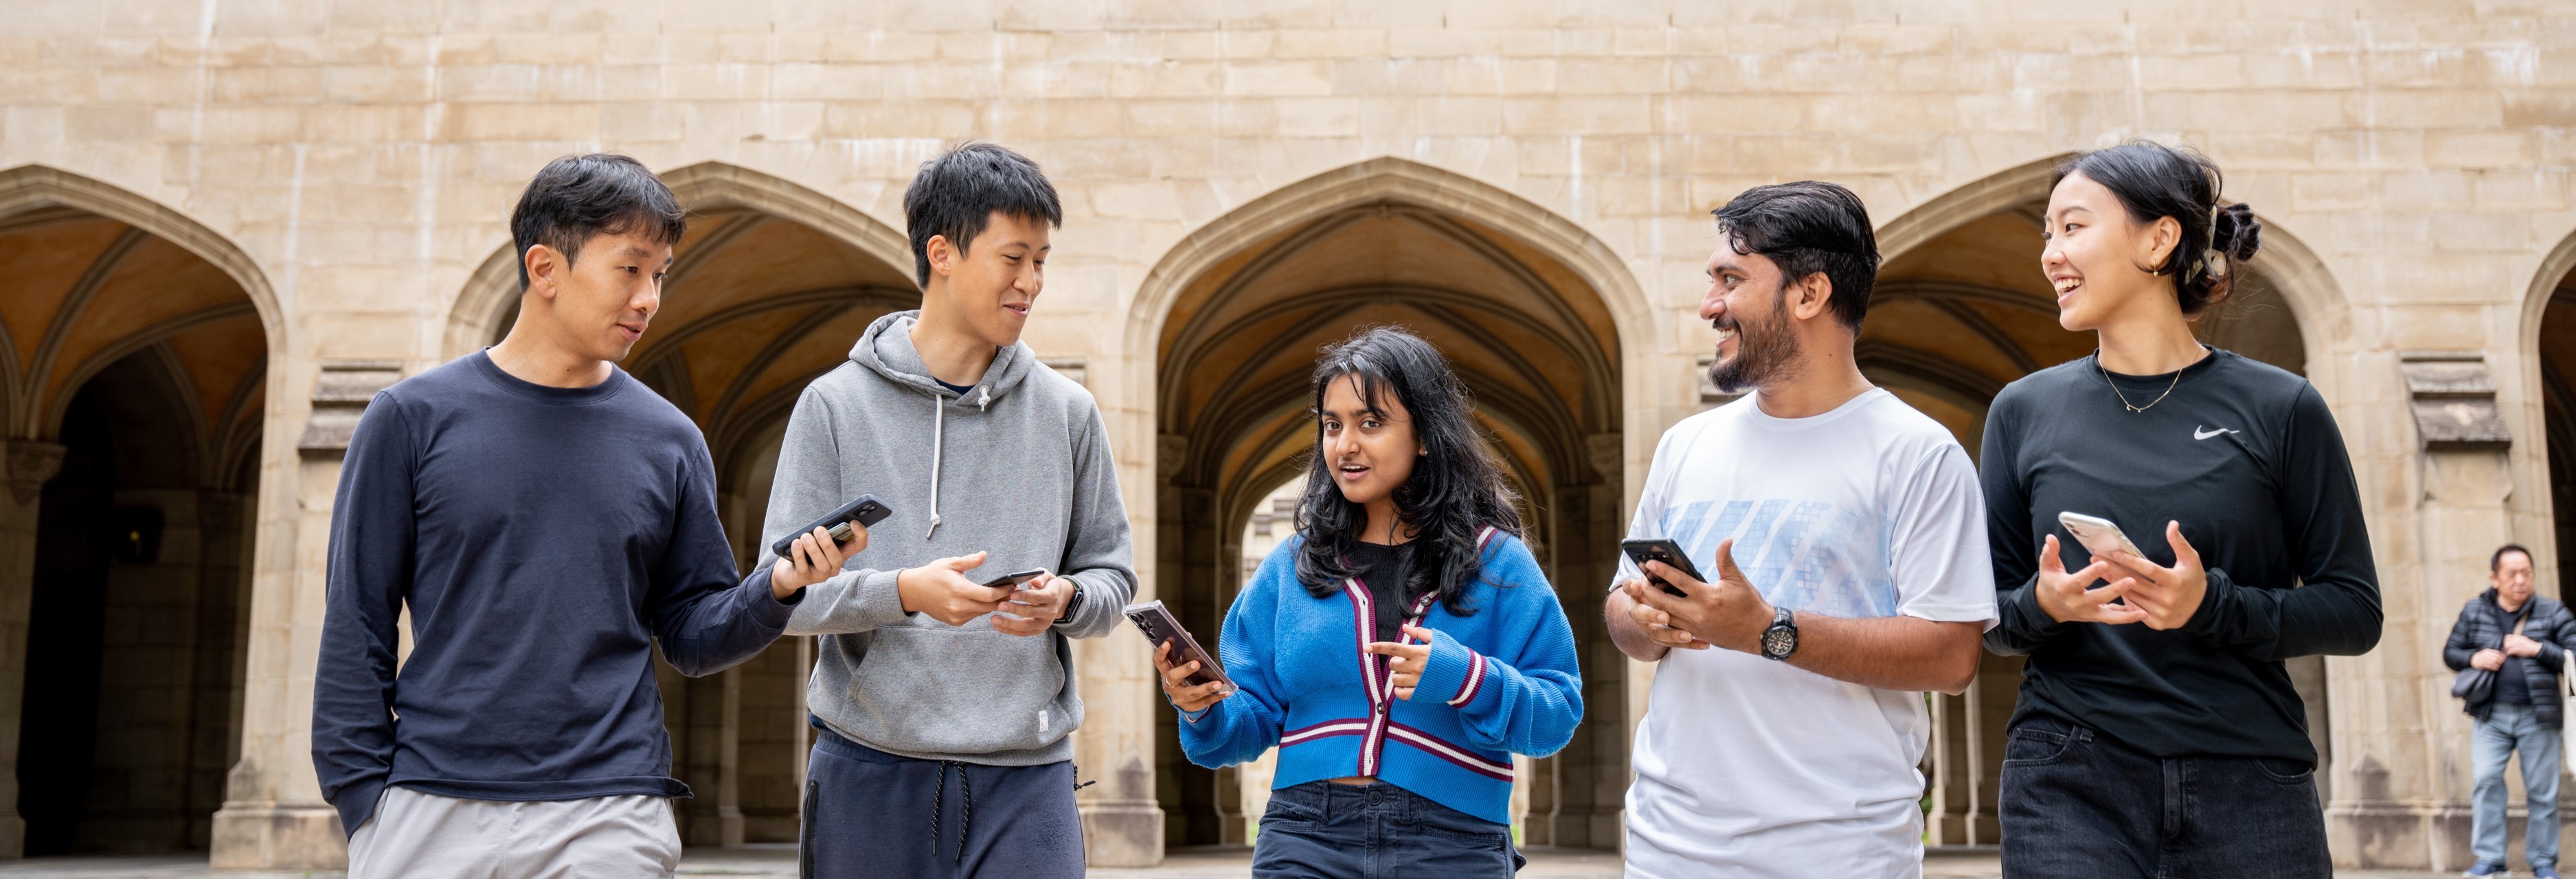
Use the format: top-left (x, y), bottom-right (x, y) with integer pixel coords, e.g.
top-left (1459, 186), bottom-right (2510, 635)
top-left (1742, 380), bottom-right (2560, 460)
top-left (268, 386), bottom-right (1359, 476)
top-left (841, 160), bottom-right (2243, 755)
top-left (348, 786), bottom-right (682, 879)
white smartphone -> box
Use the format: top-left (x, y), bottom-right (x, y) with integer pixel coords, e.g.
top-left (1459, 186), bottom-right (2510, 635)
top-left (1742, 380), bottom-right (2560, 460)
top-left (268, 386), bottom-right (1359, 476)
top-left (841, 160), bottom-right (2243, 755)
top-left (2058, 512), bottom-right (2147, 560)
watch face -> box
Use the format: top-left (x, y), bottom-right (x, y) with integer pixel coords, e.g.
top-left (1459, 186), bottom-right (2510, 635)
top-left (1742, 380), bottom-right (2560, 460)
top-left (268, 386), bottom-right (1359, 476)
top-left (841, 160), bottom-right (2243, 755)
top-left (1762, 626), bottom-right (1796, 658)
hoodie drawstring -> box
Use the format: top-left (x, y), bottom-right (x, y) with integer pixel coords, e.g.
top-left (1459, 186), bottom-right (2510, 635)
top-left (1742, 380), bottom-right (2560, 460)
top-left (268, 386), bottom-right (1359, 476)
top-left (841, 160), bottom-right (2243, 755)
top-left (926, 395), bottom-right (945, 538)
top-left (923, 385), bottom-right (992, 540)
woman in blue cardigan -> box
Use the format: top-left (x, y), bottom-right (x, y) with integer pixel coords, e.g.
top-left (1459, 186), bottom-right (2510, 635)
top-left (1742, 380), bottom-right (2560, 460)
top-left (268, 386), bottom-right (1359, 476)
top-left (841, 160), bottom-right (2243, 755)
top-left (1154, 327), bottom-right (1583, 876)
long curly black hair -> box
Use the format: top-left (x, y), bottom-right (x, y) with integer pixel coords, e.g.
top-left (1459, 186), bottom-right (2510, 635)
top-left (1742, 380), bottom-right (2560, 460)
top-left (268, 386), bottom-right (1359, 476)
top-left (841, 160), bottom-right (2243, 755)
top-left (1292, 327), bottom-right (1525, 616)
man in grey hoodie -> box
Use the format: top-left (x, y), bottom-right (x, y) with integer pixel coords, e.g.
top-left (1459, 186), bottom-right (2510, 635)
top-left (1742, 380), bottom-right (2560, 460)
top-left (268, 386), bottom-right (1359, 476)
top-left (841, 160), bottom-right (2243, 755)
top-left (765, 142), bottom-right (1134, 878)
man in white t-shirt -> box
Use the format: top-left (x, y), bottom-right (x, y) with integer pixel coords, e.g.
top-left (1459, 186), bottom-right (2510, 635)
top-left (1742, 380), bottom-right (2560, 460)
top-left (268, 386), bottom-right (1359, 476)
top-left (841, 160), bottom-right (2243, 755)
top-left (1607, 181), bottom-right (1998, 879)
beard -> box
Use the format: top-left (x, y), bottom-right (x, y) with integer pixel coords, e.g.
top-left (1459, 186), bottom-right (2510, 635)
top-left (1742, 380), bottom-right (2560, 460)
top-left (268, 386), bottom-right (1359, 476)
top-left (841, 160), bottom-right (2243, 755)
top-left (1704, 285), bottom-right (1800, 394)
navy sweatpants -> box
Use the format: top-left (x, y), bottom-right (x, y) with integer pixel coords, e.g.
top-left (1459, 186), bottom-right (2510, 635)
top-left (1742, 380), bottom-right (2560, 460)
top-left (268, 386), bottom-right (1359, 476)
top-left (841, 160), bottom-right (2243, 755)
top-left (799, 723), bottom-right (1086, 879)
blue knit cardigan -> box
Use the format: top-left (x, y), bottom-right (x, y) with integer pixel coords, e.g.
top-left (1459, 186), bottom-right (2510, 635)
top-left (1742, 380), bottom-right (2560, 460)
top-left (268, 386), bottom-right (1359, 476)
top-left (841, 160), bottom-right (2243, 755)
top-left (1176, 528), bottom-right (1583, 825)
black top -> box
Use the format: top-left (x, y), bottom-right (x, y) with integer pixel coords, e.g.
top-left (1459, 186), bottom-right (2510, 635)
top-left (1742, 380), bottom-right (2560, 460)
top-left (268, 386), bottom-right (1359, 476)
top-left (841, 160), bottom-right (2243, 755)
top-left (2496, 602), bottom-right (2536, 705)
top-left (311, 352), bottom-right (797, 837)
top-left (1982, 348), bottom-right (2382, 764)
top-left (1347, 540), bottom-right (1419, 643)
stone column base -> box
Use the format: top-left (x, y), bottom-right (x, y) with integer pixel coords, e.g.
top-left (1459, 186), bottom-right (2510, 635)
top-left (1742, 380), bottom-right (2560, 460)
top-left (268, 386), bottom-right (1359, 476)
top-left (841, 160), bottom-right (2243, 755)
top-left (0, 812), bottom-right (21, 859)
top-left (1080, 799), bottom-right (1164, 867)
top-left (2327, 798), bottom-right (2575, 871)
top-left (210, 802), bottom-right (346, 869)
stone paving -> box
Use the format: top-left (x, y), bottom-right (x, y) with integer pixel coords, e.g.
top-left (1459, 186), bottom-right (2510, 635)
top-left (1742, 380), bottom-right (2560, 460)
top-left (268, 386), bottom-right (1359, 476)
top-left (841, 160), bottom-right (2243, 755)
top-left (0, 846), bottom-right (2481, 878)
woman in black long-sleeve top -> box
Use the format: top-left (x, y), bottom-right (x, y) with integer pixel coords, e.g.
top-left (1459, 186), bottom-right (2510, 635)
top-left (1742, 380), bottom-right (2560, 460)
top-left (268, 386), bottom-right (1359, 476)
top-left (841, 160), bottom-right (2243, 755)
top-left (1981, 141), bottom-right (2382, 879)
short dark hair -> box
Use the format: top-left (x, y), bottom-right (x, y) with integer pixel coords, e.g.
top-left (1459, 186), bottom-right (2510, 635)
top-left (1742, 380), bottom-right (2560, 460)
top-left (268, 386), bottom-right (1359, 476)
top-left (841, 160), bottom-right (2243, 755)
top-left (2055, 141), bottom-right (2263, 317)
top-left (1710, 181), bottom-right (1880, 330)
top-left (509, 154), bottom-right (688, 290)
top-left (2495, 544), bottom-right (2534, 572)
top-left (901, 142), bottom-right (1063, 288)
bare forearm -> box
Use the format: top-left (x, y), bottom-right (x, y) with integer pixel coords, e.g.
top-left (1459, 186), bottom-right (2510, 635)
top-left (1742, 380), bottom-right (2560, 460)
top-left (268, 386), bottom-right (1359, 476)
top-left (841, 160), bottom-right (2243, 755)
top-left (1605, 592), bottom-right (1671, 663)
top-left (1784, 614), bottom-right (1982, 694)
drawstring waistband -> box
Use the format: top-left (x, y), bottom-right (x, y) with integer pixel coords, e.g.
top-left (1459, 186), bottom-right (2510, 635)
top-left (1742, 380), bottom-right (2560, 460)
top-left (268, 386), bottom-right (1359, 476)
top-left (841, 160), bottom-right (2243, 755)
top-left (930, 760), bottom-right (973, 863)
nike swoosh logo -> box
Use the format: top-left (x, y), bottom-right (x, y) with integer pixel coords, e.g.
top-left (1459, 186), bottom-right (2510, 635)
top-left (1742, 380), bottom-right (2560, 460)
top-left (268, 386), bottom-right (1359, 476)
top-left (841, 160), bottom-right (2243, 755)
top-left (2194, 426), bottom-right (2239, 440)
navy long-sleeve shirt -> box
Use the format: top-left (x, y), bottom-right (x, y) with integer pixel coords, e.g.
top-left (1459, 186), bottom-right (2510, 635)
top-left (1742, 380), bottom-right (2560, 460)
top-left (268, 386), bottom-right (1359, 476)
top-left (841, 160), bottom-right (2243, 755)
top-left (311, 351), bottom-right (796, 836)
top-left (1981, 349), bottom-right (2381, 764)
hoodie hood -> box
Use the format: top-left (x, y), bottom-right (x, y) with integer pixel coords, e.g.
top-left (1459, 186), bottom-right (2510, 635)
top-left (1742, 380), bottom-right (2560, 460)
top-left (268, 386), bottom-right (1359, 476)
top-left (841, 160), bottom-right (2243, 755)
top-left (850, 310), bottom-right (1039, 539)
top-left (852, 310), bottom-right (1036, 408)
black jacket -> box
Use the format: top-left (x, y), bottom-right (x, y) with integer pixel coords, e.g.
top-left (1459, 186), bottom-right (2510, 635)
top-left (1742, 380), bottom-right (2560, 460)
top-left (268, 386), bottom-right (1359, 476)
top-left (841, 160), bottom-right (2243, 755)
top-left (2444, 591), bottom-right (2575, 727)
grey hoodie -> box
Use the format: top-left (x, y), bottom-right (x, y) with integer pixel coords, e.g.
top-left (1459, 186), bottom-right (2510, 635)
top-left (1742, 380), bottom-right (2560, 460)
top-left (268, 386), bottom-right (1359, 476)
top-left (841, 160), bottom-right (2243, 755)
top-left (759, 310), bottom-right (1135, 766)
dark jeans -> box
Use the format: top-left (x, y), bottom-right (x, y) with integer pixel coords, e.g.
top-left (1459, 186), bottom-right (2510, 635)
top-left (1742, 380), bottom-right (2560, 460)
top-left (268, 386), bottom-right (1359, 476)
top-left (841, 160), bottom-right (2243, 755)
top-left (1252, 780), bottom-right (1524, 878)
top-left (2000, 716), bottom-right (2329, 879)
top-left (798, 723), bottom-right (1085, 879)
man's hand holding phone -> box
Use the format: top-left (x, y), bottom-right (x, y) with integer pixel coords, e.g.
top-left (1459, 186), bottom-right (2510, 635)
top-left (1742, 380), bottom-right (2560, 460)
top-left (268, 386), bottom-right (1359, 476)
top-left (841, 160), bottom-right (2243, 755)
top-left (1629, 538), bottom-right (1774, 654)
top-left (771, 523), bottom-right (869, 600)
top-left (1614, 583), bottom-right (1709, 654)
top-left (896, 552), bottom-right (1017, 626)
top-left (994, 573), bottom-right (1068, 637)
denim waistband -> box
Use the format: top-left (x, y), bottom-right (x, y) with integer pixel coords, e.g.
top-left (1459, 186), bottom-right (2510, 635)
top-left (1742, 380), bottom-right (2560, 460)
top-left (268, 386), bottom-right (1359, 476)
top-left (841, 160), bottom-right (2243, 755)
top-left (2011, 715), bottom-right (2099, 743)
top-left (1269, 779), bottom-right (1499, 827)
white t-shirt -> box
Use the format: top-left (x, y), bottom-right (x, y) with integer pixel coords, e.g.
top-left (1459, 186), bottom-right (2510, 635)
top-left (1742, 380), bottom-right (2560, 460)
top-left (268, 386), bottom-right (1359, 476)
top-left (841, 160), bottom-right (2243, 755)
top-left (1618, 389), bottom-right (1996, 879)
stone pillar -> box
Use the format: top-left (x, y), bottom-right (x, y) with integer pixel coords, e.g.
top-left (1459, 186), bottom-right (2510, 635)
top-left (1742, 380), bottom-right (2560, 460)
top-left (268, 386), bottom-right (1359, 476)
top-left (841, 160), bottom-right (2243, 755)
top-left (2327, 353), bottom-right (2524, 870)
top-left (1079, 455), bottom-right (1186, 865)
top-left (1074, 629), bottom-right (1164, 867)
top-left (716, 667), bottom-right (744, 847)
top-left (211, 361), bottom-right (398, 869)
top-left (0, 440), bottom-right (65, 859)
top-left (207, 453), bottom-right (346, 869)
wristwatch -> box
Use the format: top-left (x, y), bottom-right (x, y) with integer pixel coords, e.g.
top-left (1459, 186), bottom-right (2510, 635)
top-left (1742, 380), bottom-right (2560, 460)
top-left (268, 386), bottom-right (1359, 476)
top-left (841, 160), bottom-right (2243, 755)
top-left (1759, 606), bottom-right (1798, 661)
top-left (1053, 578), bottom-right (1084, 626)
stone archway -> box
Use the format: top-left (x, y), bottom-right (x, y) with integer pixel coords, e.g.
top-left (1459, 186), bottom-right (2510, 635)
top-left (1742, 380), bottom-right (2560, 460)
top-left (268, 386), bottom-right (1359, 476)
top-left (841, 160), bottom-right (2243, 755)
top-left (2519, 231), bottom-right (2576, 604)
top-left (0, 165), bottom-right (282, 859)
top-left (440, 161), bottom-right (918, 849)
top-left (1134, 159), bottom-right (1645, 854)
top-left (1870, 156), bottom-right (2325, 845)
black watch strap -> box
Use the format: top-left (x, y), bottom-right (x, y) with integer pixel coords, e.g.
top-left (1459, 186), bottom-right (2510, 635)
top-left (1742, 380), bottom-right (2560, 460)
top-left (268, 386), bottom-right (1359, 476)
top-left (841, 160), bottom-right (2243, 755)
top-left (1053, 578), bottom-right (1083, 626)
top-left (1759, 606), bottom-right (1798, 661)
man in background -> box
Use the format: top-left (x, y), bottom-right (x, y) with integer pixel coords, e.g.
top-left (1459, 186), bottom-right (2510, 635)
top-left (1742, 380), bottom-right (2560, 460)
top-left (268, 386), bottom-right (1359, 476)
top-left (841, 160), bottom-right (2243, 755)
top-left (2448, 544), bottom-right (2571, 879)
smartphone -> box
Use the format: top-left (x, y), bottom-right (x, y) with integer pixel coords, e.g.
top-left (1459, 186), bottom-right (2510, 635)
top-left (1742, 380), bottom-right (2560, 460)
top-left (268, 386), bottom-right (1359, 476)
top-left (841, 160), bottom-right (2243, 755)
top-left (2058, 512), bottom-right (2147, 560)
top-left (1620, 538), bottom-right (1706, 597)
top-left (981, 568), bottom-right (1048, 590)
top-left (1125, 600), bottom-right (1233, 691)
top-left (770, 494), bottom-right (894, 559)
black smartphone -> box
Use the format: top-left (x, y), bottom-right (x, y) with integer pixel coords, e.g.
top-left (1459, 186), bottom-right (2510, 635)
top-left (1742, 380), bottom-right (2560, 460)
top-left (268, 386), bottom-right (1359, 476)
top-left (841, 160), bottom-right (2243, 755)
top-left (1621, 538), bottom-right (1705, 597)
top-left (1125, 600), bottom-right (1232, 690)
top-left (770, 494), bottom-right (893, 559)
top-left (981, 568), bottom-right (1048, 590)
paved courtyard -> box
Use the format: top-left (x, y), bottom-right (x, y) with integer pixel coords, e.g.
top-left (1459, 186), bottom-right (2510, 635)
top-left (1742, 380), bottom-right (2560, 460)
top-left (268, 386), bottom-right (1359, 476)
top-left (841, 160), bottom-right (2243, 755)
top-left (0, 846), bottom-right (2481, 878)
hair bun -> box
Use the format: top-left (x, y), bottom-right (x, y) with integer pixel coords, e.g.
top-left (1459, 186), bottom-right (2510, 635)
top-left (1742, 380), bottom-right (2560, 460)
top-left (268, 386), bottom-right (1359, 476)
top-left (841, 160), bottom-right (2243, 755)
top-left (2213, 203), bottom-right (2261, 262)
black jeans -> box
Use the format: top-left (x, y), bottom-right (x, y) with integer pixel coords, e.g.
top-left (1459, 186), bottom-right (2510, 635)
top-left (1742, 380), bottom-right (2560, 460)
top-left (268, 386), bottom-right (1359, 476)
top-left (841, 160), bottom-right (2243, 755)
top-left (2000, 716), bottom-right (2329, 878)
top-left (1252, 780), bottom-right (1524, 878)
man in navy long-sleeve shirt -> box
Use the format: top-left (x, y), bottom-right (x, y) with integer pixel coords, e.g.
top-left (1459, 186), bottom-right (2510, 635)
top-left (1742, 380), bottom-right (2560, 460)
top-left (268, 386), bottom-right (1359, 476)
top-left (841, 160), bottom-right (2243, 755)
top-left (311, 155), bottom-right (856, 877)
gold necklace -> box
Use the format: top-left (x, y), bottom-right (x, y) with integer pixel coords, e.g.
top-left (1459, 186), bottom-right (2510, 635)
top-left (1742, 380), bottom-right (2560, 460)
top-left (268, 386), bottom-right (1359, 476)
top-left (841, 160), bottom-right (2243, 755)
top-left (2100, 358), bottom-right (2182, 413)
